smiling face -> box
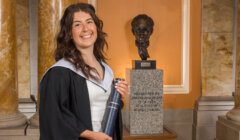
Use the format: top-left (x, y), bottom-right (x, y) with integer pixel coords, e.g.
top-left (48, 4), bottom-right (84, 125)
top-left (71, 11), bottom-right (97, 51)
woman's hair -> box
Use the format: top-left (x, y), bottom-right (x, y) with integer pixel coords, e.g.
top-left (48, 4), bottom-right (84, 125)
top-left (55, 3), bottom-right (108, 80)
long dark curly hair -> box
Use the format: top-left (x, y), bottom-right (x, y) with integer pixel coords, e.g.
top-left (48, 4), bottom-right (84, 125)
top-left (55, 3), bottom-right (108, 80)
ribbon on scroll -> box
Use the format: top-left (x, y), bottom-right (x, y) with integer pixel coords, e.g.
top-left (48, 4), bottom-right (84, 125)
top-left (101, 78), bottom-right (122, 137)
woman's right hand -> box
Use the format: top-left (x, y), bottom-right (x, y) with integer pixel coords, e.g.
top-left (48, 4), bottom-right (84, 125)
top-left (80, 130), bottom-right (112, 140)
top-left (91, 132), bottom-right (112, 140)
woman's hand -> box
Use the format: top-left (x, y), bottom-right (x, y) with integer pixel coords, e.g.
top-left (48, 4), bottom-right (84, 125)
top-left (115, 79), bottom-right (129, 100)
top-left (80, 130), bottom-right (112, 140)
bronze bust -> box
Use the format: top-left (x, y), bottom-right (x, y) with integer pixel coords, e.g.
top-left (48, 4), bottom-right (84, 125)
top-left (131, 14), bottom-right (154, 60)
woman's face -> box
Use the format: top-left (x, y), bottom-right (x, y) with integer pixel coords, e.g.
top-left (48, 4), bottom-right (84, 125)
top-left (71, 11), bottom-right (97, 51)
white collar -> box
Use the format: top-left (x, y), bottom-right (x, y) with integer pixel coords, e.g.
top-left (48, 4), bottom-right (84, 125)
top-left (50, 58), bottom-right (114, 91)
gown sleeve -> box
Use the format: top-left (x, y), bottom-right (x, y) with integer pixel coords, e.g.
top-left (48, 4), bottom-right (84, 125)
top-left (39, 67), bottom-right (88, 140)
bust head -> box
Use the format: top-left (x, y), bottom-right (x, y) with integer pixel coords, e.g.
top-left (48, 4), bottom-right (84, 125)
top-left (131, 14), bottom-right (154, 44)
top-left (131, 14), bottom-right (154, 60)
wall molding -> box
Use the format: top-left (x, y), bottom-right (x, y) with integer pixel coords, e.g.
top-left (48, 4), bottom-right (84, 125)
top-left (89, 0), bottom-right (190, 94)
top-left (164, 0), bottom-right (190, 94)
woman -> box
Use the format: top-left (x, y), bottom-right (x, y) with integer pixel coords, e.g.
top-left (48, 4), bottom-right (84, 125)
top-left (39, 3), bottom-right (128, 140)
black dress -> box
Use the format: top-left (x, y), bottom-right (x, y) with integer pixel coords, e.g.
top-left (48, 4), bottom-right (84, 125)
top-left (39, 66), bottom-right (122, 140)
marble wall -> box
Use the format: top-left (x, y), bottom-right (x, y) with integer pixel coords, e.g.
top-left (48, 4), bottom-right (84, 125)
top-left (202, 0), bottom-right (234, 96)
top-left (17, 0), bottom-right (30, 99)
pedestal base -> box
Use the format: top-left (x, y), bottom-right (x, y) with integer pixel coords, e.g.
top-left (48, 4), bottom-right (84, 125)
top-left (0, 124), bottom-right (26, 136)
top-left (226, 108), bottom-right (240, 122)
top-left (192, 96), bottom-right (234, 140)
top-left (29, 112), bottom-right (39, 127)
top-left (123, 126), bottom-right (176, 140)
top-left (26, 125), bottom-right (39, 136)
top-left (216, 116), bottom-right (240, 140)
top-left (0, 111), bottom-right (27, 128)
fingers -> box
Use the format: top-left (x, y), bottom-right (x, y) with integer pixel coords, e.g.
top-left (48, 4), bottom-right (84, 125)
top-left (94, 132), bottom-right (112, 140)
top-left (115, 80), bottom-right (129, 99)
top-left (81, 131), bottom-right (112, 140)
top-left (103, 133), bottom-right (112, 140)
top-left (104, 135), bottom-right (112, 140)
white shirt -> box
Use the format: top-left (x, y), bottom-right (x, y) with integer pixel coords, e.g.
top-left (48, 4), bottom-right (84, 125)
top-left (87, 80), bottom-right (111, 131)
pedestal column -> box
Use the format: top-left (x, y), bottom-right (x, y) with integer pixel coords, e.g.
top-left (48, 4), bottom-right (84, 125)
top-left (29, 0), bottom-right (77, 127)
top-left (0, 0), bottom-right (27, 128)
top-left (124, 69), bottom-right (163, 135)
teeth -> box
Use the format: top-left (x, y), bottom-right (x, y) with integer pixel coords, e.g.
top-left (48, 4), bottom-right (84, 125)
top-left (81, 34), bottom-right (91, 39)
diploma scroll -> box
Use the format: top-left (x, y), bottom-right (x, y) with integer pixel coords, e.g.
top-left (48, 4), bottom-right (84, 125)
top-left (101, 78), bottom-right (122, 137)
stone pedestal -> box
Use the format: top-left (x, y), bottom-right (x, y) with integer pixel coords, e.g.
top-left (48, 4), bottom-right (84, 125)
top-left (0, 125), bottom-right (26, 140)
top-left (124, 69), bottom-right (163, 135)
top-left (216, 116), bottom-right (240, 140)
top-left (192, 96), bottom-right (234, 140)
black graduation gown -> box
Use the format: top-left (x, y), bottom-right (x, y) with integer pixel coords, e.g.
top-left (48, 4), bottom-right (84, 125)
top-left (39, 66), bottom-right (123, 140)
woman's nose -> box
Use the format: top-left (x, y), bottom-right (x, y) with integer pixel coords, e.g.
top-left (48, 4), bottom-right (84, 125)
top-left (82, 23), bottom-right (88, 31)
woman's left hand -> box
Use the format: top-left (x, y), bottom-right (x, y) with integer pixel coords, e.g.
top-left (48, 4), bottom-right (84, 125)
top-left (115, 79), bottom-right (129, 100)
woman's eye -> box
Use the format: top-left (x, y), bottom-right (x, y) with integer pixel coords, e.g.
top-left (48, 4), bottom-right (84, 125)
top-left (87, 20), bottom-right (94, 24)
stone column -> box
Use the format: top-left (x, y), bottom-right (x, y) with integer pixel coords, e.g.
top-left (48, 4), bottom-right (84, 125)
top-left (0, 0), bottom-right (27, 128)
top-left (226, 0), bottom-right (240, 122)
top-left (193, 0), bottom-right (235, 140)
top-left (216, 2), bottom-right (240, 140)
top-left (29, 0), bottom-right (77, 127)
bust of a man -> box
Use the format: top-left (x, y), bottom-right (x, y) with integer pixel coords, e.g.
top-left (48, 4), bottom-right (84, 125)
top-left (131, 14), bottom-right (154, 60)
